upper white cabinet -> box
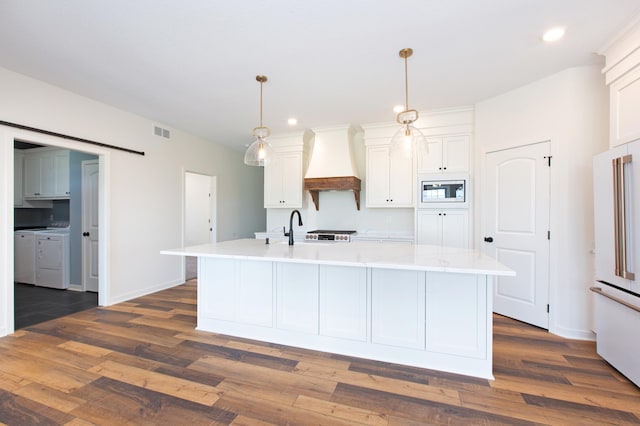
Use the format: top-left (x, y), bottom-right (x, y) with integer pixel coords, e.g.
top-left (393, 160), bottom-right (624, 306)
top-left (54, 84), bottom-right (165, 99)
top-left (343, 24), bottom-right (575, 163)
top-left (264, 149), bottom-right (303, 208)
top-left (365, 144), bottom-right (414, 207)
top-left (263, 131), bottom-right (312, 209)
top-left (609, 64), bottom-right (640, 146)
top-left (418, 135), bottom-right (469, 174)
top-left (23, 148), bottom-right (70, 199)
top-left (599, 20), bottom-right (640, 147)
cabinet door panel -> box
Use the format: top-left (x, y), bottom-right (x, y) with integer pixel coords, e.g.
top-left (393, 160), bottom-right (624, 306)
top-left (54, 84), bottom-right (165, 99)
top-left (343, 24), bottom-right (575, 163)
top-left (441, 210), bottom-right (469, 248)
top-left (237, 261), bottom-right (273, 326)
top-left (264, 152), bottom-right (302, 208)
top-left (418, 137), bottom-right (444, 173)
top-left (319, 265), bottom-right (367, 341)
top-left (371, 269), bottom-right (425, 349)
top-left (389, 150), bottom-right (414, 206)
top-left (276, 263), bottom-right (319, 333)
top-left (24, 154), bottom-right (41, 197)
top-left (264, 155), bottom-right (283, 207)
top-left (416, 210), bottom-right (443, 245)
top-left (610, 66), bottom-right (640, 146)
top-left (199, 258), bottom-right (235, 320)
top-left (53, 150), bottom-right (70, 196)
top-left (442, 135), bottom-right (469, 173)
top-left (366, 146), bottom-right (391, 206)
top-left (39, 153), bottom-right (55, 196)
top-left (426, 272), bottom-right (486, 358)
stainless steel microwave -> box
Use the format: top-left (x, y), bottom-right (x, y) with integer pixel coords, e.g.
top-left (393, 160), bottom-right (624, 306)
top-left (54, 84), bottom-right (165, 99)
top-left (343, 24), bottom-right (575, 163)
top-left (418, 176), bottom-right (468, 208)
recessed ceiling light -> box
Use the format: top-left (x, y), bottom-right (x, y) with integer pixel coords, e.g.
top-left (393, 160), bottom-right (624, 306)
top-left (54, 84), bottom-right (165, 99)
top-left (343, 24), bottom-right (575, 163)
top-left (393, 105), bottom-right (405, 113)
top-left (542, 27), bottom-right (565, 43)
top-left (287, 117), bottom-right (298, 125)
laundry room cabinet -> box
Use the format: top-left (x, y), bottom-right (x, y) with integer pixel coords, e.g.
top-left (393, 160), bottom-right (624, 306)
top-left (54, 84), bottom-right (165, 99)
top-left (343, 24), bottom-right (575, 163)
top-left (23, 148), bottom-right (70, 199)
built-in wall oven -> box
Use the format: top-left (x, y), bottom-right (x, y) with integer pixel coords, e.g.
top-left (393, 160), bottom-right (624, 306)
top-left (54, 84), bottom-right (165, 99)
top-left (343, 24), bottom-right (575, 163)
top-left (417, 174), bottom-right (469, 208)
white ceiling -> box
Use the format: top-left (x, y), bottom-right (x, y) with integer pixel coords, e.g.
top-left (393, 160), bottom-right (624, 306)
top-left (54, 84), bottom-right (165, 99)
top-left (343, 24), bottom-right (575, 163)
top-left (1, 0), bottom-right (639, 151)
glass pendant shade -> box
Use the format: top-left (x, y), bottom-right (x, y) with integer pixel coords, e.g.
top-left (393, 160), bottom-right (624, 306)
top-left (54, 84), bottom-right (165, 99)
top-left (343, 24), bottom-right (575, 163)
top-left (390, 122), bottom-right (426, 158)
top-left (244, 136), bottom-right (273, 167)
top-left (390, 48), bottom-right (427, 159)
top-left (244, 75), bottom-right (272, 167)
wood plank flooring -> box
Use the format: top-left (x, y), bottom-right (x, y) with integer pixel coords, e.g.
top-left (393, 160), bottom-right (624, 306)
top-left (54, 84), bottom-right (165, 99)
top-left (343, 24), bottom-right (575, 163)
top-left (0, 280), bottom-right (639, 425)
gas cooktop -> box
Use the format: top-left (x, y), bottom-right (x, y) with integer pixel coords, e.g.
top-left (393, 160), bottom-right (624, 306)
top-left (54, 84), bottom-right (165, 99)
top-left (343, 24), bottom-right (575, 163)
top-left (305, 230), bottom-right (357, 242)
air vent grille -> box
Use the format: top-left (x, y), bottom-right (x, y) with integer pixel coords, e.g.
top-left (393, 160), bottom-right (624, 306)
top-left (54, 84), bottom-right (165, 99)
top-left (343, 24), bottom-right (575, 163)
top-left (153, 125), bottom-right (171, 139)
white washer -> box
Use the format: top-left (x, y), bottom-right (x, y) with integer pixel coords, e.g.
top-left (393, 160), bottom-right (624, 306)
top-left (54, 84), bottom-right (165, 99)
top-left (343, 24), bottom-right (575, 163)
top-left (35, 228), bottom-right (70, 289)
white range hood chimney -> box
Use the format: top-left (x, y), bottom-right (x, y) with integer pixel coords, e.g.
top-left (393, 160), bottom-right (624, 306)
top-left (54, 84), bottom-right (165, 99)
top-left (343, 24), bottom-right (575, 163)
top-left (304, 125), bottom-right (362, 210)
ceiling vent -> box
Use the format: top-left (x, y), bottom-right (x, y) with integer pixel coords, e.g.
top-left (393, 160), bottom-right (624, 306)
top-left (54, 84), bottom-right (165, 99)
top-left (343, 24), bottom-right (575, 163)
top-left (153, 125), bottom-right (171, 139)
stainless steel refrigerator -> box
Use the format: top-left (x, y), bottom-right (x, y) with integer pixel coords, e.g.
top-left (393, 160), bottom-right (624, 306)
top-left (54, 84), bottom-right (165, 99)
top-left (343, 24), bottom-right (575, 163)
top-left (593, 141), bottom-right (640, 386)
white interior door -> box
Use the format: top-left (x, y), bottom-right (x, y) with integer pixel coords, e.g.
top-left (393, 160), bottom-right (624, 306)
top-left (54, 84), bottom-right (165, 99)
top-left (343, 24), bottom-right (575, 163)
top-left (483, 141), bottom-right (550, 329)
top-left (82, 160), bottom-right (99, 292)
top-left (185, 172), bottom-right (215, 245)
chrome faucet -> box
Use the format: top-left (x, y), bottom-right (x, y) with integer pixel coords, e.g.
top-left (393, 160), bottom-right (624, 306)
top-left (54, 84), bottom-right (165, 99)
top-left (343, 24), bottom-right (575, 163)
top-left (288, 209), bottom-right (303, 245)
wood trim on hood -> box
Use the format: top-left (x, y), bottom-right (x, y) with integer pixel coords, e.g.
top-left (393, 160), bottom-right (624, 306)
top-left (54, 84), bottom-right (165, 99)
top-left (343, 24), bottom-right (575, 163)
top-left (303, 176), bottom-right (361, 210)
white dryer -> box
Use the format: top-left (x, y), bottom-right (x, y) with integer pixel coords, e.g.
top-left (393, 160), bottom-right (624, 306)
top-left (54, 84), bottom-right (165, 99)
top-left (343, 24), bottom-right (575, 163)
top-left (35, 228), bottom-right (70, 289)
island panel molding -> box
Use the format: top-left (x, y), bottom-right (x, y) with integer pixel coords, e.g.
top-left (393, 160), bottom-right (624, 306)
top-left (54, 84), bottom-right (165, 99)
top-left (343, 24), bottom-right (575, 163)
top-left (162, 239), bottom-right (513, 379)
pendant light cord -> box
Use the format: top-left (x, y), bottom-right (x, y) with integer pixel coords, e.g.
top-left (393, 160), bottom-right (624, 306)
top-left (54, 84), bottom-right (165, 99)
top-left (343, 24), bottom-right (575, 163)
top-left (404, 54), bottom-right (409, 111)
top-left (259, 79), bottom-right (263, 127)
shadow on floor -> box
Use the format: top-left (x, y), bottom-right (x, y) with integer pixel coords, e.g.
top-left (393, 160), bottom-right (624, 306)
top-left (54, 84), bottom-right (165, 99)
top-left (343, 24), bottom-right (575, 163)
top-left (14, 283), bottom-right (98, 330)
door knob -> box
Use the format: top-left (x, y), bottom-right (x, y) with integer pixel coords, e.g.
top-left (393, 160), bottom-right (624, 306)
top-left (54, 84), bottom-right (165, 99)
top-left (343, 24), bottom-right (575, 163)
top-left (83, 232), bottom-right (90, 237)
top-left (484, 236), bottom-right (494, 243)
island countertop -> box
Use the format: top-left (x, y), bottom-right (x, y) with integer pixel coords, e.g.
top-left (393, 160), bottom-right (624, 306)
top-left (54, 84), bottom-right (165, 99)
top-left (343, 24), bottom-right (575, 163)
top-left (161, 238), bottom-right (514, 276)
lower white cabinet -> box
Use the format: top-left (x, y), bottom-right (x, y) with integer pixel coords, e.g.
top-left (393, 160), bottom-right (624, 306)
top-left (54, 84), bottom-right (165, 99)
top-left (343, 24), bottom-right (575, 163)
top-left (371, 269), bottom-right (425, 349)
top-left (319, 265), bottom-right (367, 341)
top-left (416, 209), bottom-right (469, 248)
top-left (199, 258), bottom-right (273, 326)
top-left (425, 272), bottom-right (487, 359)
top-left (195, 256), bottom-right (493, 378)
top-left (276, 263), bottom-right (319, 333)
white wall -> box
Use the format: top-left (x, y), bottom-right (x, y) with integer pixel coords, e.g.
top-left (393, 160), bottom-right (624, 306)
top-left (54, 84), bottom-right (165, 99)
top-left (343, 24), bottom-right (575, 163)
top-left (474, 65), bottom-right (609, 339)
top-left (0, 66), bottom-right (265, 337)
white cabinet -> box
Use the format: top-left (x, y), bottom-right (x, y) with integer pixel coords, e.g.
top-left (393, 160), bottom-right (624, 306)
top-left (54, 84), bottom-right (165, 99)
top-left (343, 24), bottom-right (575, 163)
top-left (264, 150), bottom-right (303, 208)
top-left (371, 268), bottom-right (425, 349)
top-left (276, 263), bottom-right (319, 333)
top-left (319, 265), bottom-right (367, 341)
top-left (425, 272), bottom-right (487, 359)
top-left (23, 148), bottom-right (70, 199)
top-left (199, 258), bottom-right (273, 326)
top-left (609, 65), bottom-right (640, 146)
top-left (366, 145), bottom-right (414, 207)
top-left (418, 135), bottom-right (469, 174)
top-left (416, 209), bottom-right (469, 248)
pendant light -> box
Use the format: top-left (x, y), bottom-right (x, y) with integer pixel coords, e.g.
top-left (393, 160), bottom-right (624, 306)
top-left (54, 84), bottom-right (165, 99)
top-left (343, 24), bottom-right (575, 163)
top-left (244, 75), bottom-right (273, 166)
top-left (390, 48), bottom-right (426, 157)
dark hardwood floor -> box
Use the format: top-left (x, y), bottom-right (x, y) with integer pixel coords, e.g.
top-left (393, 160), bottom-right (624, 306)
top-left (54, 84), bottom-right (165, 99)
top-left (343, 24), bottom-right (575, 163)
top-left (14, 283), bottom-right (98, 329)
top-left (0, 280), bottom-right (639, 425)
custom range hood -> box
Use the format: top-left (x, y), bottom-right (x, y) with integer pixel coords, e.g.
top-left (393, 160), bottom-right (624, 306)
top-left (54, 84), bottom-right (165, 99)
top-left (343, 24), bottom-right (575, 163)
top-left (304, 125), bottom-right (362, 210)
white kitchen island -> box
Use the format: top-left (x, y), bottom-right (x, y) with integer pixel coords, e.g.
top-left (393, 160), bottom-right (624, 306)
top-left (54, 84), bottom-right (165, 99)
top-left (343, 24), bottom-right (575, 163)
top-left (162, 239), bottom-right (514, 379)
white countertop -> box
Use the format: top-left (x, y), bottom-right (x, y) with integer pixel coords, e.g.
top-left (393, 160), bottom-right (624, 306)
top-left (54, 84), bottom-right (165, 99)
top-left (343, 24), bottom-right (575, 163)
top-left (162, 238), bottom-right (514, 276)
